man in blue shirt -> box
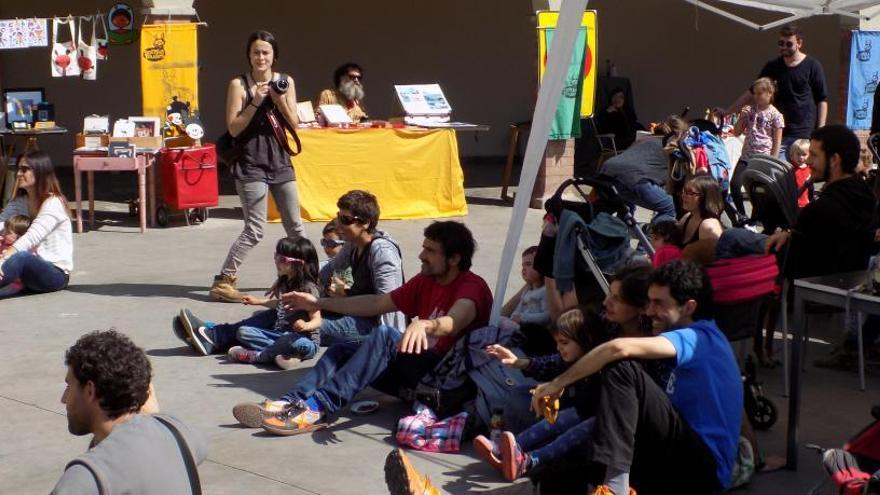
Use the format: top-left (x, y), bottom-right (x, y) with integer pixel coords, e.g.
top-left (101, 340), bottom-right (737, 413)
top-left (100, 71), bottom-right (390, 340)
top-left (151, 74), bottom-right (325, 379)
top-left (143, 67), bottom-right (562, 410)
top-left (532, 260), bottom-right (742, 495)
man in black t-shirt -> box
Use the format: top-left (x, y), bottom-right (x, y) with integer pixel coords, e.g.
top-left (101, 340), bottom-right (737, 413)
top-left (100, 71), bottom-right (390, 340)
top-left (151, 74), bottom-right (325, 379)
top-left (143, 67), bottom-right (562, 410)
top-left (725, 24), bottom-right (828, 161)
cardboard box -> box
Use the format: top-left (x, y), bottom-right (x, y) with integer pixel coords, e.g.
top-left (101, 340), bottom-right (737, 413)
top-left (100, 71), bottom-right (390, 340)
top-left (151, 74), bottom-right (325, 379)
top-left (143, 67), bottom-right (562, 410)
top-left (75, 133), bottom-right (110, 149)
top-left (110, 136), bottom-right (163, 150)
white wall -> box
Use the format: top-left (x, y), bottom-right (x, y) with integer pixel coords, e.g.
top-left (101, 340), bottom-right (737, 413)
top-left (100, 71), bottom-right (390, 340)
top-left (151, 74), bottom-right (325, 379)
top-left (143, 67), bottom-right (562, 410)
top-left (0, 0), bottom-right (846, 167)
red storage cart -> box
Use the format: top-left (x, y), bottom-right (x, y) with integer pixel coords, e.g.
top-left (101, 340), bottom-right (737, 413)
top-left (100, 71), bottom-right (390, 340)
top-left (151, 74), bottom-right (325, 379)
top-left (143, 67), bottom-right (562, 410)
top-left (157, 144), bottom-right (219, 226)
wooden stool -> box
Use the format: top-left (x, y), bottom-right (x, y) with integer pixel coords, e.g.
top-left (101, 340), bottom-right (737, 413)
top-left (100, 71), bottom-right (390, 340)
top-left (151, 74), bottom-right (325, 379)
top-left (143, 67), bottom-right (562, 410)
top-left (501, 122), bottom-right (530, 201)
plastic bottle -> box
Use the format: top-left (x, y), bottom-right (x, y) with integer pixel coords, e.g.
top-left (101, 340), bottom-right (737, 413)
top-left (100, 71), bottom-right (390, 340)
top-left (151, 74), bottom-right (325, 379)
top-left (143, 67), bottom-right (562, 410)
top-left (489, 408), bottom-right (505, 444)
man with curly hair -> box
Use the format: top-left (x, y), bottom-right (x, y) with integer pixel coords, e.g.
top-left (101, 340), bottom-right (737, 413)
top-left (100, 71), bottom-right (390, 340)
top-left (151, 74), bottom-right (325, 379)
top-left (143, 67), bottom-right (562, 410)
top-left (52, 330), bottom-right (207, 494)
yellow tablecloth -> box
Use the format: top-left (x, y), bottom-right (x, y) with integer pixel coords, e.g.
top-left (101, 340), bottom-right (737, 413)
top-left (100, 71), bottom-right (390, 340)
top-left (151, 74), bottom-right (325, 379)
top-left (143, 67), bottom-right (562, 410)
top-left (268, 128), bottom-right (468, 222)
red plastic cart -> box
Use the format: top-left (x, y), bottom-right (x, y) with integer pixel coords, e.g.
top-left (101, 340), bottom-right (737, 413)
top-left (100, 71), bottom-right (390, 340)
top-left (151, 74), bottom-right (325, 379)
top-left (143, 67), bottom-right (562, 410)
top-left (157, 144), bottom-right (219, 226)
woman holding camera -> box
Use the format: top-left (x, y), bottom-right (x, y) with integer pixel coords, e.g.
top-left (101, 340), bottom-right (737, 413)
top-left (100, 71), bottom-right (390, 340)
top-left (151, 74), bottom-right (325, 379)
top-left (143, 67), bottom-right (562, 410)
top-left (211, 30), bottom-right (304, 303)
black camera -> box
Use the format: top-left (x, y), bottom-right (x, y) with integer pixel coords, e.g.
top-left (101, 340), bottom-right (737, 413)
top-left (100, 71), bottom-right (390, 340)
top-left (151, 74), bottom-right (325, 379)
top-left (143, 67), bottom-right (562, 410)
top-left (269, 78), bottom-right (289, 94)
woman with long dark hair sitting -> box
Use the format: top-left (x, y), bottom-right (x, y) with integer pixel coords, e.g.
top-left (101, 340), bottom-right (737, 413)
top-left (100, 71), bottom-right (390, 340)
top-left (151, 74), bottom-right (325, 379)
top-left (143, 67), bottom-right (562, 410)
top-left (0, 151), bottom-right (73, 297)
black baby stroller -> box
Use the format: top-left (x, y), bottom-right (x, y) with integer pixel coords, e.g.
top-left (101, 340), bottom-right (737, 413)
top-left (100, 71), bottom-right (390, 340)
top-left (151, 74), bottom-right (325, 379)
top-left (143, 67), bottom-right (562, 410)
top-left (809, 405), bottom-right (880, 495)
top-left (741, 154), bottom-right (801, 234)
top-left (534, 176), bottom-right (653, 309)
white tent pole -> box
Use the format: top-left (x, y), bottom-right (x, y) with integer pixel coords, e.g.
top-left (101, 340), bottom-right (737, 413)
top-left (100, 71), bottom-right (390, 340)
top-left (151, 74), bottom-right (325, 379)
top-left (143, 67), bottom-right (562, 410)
top-left (760, 13), bottom-right (813, 30)
top-left (714, 0), bottom-right (802, 15)
top-left (681, 0), bottom-right (763, 29)
top-left (489, 0), bottom-right (588, 326)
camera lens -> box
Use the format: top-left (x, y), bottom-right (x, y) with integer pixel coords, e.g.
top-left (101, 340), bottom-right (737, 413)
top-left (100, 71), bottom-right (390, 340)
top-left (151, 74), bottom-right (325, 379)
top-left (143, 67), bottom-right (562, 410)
top-left (271, 79), bottom-right (289, 94)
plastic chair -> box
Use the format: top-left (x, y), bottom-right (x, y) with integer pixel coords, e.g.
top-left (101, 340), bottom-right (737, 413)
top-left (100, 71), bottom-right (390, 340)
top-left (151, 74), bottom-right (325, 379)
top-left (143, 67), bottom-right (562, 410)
top-left (588, 117), bottom-right (618, 164)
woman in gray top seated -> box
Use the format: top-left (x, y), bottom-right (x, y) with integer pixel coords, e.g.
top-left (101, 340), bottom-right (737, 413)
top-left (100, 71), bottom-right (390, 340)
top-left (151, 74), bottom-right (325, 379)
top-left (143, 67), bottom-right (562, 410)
top-left (211, 30), bottom-right (304, 303)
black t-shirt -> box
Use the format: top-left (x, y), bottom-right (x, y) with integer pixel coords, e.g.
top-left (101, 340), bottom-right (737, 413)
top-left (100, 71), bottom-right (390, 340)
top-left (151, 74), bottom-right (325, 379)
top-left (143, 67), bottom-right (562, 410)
top-left (759, 56), bottom-right (827, 139)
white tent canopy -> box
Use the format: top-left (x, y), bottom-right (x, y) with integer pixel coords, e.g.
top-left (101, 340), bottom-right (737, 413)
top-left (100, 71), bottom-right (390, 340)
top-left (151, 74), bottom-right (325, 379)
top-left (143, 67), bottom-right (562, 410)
top-left (683, 0), bottom-right (880, 30)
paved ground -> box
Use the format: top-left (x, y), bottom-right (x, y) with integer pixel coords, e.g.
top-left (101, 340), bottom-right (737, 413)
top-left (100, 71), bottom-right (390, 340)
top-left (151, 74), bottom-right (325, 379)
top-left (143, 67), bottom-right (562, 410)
top-left (1, 163), bottom-right (877, 494)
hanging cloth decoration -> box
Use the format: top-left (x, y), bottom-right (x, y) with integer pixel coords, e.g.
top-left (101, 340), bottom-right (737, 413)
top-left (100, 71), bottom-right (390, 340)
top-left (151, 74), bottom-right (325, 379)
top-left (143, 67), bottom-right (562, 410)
top-left (77, 16), bottom-right (97, 80)
top-left (107, 3), bottom-right (136, 45)
top-left (51, 17), bottom-right (80, 77)
top-left (95, 13), bottom-right (109, 60)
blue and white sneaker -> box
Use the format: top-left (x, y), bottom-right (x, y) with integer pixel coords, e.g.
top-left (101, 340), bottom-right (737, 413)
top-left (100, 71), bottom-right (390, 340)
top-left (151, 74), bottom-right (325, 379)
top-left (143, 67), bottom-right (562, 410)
top-left (179, 308), bottom-right (215, 355)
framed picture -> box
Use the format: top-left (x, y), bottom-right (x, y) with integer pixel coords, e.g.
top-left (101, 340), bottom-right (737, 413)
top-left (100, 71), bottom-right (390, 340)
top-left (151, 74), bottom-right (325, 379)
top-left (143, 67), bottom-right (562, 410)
top-left (128, 116), bottom-right (160, 138)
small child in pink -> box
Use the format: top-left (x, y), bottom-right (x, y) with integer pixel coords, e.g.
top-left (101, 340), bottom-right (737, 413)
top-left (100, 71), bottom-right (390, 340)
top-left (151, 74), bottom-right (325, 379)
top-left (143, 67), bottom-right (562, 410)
top-left (789, 139), bottom-right (813, 208)
top-left (649, 220), bottom-right (683, 268)
top-left (0, 215), bottom-right (32, 296)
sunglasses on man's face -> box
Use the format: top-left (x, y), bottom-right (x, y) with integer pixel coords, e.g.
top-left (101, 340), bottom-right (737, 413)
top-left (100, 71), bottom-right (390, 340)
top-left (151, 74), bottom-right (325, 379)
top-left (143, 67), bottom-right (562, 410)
top-left (778, 40), bottom-right (795, 48)
top-left (320, 238), bottom-right (345, 248)
top-left (337, 213), bottom-right (363, 225)
top-left (347, 73), bottom-right (362, 81)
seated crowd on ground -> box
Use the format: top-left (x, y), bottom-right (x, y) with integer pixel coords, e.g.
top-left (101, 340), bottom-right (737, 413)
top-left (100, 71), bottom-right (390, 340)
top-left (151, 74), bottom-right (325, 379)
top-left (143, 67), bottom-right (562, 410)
top-left (8, 23), bottom-right (880, 495)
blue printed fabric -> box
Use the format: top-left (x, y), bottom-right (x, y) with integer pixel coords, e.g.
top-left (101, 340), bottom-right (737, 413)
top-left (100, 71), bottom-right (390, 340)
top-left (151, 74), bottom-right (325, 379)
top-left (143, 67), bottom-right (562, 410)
top-left (848, 31), bottom-right (880, 129)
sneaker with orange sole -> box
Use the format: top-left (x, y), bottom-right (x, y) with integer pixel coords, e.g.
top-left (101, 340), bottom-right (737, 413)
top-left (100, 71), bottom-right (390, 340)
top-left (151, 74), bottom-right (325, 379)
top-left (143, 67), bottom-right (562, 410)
top-left (384, 448), bottom-right (440, 495)
top-left (232, 400), bottom-right (290, 428)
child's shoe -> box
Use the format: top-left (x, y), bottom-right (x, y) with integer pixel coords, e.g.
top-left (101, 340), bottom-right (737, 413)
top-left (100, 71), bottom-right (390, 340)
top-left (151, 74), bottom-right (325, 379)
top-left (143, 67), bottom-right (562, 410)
top-left (227, 346), bottom-right (260, 363)
top-left (179, 309), bottom-right (215, 355)
top-left (275, 354), bottom-right (303, 370)
top-left (473, 434), bottom-right (503, 472)
top-left (499, 431), bottom-right (531, 481)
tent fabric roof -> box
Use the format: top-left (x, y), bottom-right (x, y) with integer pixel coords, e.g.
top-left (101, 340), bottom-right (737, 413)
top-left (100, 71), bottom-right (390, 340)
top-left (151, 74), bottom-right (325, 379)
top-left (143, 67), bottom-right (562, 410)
top-left (684, 0), bottom-right (880, 30)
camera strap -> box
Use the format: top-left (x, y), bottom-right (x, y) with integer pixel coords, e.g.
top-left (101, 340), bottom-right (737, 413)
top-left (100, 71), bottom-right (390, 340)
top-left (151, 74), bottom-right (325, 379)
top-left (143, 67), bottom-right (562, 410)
top-left (266, 108), bottom-right (302, 156)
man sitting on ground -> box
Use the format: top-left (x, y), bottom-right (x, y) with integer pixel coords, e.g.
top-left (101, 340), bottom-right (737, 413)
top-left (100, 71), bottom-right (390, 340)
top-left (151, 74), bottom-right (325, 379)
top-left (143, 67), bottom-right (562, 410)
top-left (532, 260), bottom-right (742, 495)
top-left (764, 124), bottom-right (878, 369)
top-left (316, 62), bottom-right (368, 122)
top-left (52, 330), bottom-right (206, 495)
top-left (226, 221), bottom-right (493, 435)
top-left (319, 189), bottom-right (406, 335)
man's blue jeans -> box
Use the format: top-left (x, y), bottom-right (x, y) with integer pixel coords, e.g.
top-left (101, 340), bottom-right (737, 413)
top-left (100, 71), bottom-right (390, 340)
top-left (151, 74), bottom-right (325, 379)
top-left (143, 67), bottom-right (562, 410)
top-left (318, 314), bottom-right (377, 346)
top-left (280, 325), bottom-right (440, 414)
top-left (780, 135), bottom-right (798, 163)
top-left (0, 252), bottom-right (67, 295)
top-left (616, 180), bottom-right (676, 224)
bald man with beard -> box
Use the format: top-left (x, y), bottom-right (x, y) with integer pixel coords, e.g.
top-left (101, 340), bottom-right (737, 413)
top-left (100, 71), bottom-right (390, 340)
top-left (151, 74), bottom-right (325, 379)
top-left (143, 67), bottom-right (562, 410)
top-left (316, 62), bottom-right (368, 122)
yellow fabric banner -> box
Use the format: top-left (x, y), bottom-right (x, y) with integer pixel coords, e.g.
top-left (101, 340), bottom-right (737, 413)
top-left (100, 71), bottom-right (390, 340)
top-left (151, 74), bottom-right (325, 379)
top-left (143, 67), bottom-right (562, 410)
top-left (268, 128), bottom-right (467, 222)
top-left (140, 24), bottom-right (199, 122)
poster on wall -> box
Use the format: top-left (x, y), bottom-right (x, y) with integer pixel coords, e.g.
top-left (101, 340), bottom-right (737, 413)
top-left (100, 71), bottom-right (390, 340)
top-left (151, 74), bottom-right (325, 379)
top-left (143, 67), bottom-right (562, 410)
top-left (0, 18), bottom-right (48, 49)
top-left (537, 10), bottom-right (597, 119)
top-left (141, 23), bottom-right (199, 129)
top-left (108, 3), bottom-right (137, 45)
top-left (847, 30), bottom-right (880, 129)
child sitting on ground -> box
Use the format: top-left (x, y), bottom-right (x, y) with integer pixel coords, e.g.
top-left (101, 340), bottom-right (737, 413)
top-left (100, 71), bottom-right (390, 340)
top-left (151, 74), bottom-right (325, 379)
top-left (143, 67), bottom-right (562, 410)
top-left (0, 215), bottom-right (32, 296)
top-left (789, 138), bottom-right (813, 208)
top-left (499, 246), bottom-right (553, 354)
top-left (177, 237), bottom-right (322, 370)
top-left (318, 218), bottom-right (353, 296)
top-left (475, 306), bottom-right (601, 481)
top-left (648, 220), bottom-right (683, 268)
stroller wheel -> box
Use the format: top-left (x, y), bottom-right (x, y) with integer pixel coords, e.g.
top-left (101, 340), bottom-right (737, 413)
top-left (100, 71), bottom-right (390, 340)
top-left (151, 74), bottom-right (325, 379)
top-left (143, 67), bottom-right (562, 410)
top-left (750, 396), bottom-right (778, 430)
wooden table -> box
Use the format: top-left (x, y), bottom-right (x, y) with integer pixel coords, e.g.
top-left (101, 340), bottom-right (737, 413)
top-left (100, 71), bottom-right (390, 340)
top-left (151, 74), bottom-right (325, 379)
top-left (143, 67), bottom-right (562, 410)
top-left (73, 152), bottom-right (157, 233)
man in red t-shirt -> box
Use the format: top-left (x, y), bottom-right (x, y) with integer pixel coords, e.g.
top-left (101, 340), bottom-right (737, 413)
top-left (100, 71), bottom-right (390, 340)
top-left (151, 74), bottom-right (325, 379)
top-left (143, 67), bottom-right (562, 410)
top-left (230, 221), bottom-right (493, 435)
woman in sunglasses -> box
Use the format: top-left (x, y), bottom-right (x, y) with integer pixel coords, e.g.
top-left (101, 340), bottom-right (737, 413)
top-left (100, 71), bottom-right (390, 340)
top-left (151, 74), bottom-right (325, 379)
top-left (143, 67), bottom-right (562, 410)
top-left (0, 151), bottom-right (73, 298)
top-left (677, 175), bottom-right (724, 265)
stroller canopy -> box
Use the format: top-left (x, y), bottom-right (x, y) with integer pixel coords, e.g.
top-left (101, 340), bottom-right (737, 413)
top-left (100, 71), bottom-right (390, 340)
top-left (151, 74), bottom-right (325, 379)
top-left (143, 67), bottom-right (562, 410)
top-left (742, 155), bottom-right (801, 230)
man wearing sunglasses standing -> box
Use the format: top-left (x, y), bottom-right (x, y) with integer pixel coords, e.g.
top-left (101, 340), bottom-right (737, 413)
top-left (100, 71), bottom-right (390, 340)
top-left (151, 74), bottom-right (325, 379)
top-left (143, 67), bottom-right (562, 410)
top-left (316, 62), bottom-right (368, 122)
top-left (724, 24), bottom-right (827, 162)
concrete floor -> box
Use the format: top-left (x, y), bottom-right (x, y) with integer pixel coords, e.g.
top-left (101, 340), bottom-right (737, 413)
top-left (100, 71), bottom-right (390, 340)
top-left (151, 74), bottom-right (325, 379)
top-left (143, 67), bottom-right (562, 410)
top-left (0, 164), bottom-right (877, 494)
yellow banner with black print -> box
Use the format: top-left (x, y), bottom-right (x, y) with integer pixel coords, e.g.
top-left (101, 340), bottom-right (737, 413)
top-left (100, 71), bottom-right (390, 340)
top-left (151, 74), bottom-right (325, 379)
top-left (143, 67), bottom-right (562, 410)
top-left (140, 23), bottom-right (199, 125)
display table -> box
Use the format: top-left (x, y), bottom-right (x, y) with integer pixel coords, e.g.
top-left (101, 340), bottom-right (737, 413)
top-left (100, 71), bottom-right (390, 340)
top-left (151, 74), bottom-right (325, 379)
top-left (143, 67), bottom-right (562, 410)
top-left (73, 152), bottom-right (157, 233)
top-left (268, 127), bottom-right (467, 222)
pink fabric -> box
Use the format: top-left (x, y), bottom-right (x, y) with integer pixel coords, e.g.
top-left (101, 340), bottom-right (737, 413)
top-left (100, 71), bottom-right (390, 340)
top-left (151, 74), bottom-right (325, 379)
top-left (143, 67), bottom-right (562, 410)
top-left (707, 255), bottom-right (779, 304)
top-left (396, 403), bottom-right (468, 453)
